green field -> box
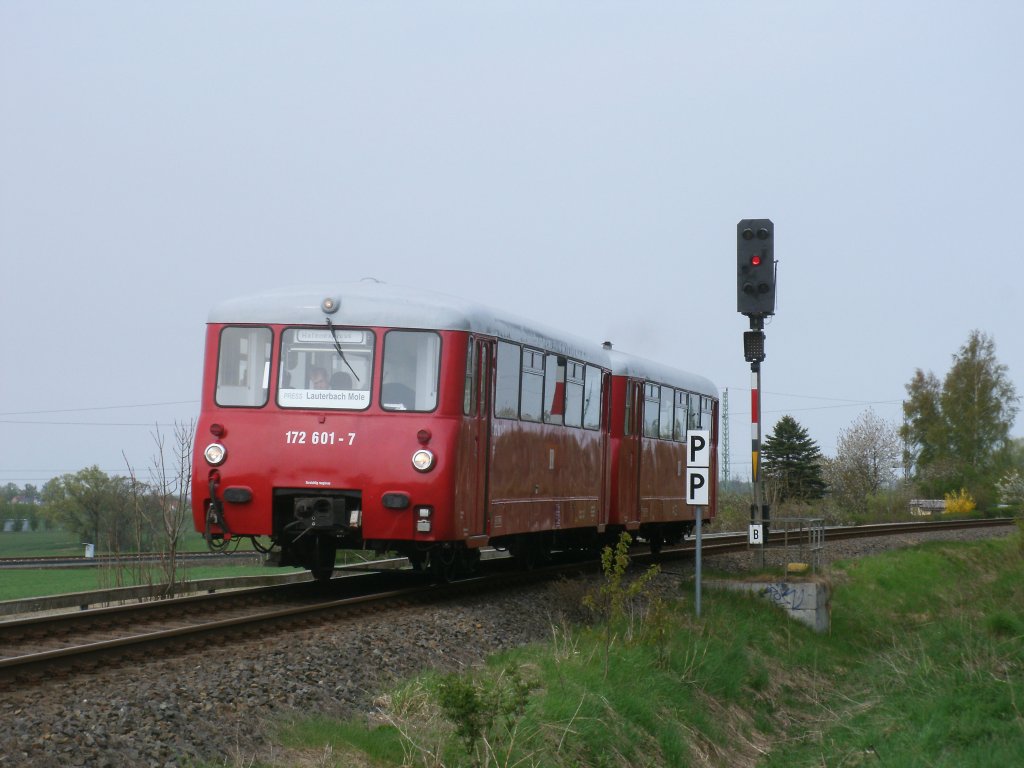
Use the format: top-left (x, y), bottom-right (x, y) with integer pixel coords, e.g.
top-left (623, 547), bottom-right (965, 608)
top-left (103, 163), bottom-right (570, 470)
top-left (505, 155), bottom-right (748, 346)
top-left (0, 528), bottom-right (278, 602)
top-left (0, 528), bottom-right (85, 558)
top-left (0, 528), bottom-right (253, 558)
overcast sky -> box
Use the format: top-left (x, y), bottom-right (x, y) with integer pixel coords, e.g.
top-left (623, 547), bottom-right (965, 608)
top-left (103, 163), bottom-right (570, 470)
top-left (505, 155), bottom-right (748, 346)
top-left (2, 1), bottom-right (1021, 492)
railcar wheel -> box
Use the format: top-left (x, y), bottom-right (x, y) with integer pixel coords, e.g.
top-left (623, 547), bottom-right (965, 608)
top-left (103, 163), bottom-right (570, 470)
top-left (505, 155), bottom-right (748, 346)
top-left (649, 530), bottom-right (664, 556)
top-left (430, 546), bottom-right (459, 582)
top-left (307, 536), bottom-right (337, 582)
top-left (509, 535), bottom-right (535, 570)
top-left (407, 550), bottom-right (427, 572)
top-left (462, 548), bottom-right (481, 576)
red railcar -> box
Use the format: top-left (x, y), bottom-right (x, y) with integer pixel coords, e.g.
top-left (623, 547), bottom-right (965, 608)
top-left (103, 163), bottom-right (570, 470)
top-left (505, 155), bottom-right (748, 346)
top-left (192, 282), bottom-right (718, 578)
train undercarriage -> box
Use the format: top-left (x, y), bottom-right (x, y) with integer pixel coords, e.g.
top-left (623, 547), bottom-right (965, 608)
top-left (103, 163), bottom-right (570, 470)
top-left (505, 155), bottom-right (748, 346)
top-left (205, 487), bottom-right (699, 582)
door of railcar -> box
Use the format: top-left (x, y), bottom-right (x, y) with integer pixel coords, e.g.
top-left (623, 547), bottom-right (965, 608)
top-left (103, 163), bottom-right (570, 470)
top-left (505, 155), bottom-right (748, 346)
top-left (619, 378), bottom-right (643, 528)
top-left (456, 336), bottom-right (492, 545)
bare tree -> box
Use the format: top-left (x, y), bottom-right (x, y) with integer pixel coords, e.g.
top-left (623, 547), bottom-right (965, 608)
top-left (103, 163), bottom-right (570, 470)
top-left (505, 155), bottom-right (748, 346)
top-left (122, 452), bottom-right (157, 590)
top-left (149, 419), bottom-right (196, 594)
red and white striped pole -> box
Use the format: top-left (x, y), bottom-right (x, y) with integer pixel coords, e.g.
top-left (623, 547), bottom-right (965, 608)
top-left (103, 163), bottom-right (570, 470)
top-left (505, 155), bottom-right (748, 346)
top-left (751, 366), bottom-right (761, 487)
top-left (751, 360), bottom-right (766, 566)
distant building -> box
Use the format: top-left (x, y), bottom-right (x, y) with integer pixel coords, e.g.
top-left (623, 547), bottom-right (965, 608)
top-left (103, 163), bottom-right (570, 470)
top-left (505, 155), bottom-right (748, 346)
top-left (909, 499), bottom-right (946, 516)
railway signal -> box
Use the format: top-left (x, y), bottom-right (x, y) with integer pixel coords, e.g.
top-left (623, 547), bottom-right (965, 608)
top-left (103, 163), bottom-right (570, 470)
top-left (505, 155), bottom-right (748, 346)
top-left (736, 218), bottom-right (777, 567)
top-left (737, 219), bottom-right (776, 317)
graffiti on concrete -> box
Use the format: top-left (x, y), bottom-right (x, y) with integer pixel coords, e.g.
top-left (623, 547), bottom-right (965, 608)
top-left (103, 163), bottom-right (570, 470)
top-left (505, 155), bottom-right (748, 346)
top-left (761, 582), bottom-right (805, 611)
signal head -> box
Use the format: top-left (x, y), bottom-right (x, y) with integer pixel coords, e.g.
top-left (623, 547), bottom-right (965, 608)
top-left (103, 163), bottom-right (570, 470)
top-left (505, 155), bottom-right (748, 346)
top-left (736, 219), bottom-right (776, 317)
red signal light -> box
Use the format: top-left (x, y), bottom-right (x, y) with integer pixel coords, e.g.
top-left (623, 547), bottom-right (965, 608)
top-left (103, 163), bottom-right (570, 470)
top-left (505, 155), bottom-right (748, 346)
top-left (750, 254), bottom-right (762, 266)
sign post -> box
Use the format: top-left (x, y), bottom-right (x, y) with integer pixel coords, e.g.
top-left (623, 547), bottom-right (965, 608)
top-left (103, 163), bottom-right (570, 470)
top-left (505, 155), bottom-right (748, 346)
top-left (687, 430), bottom-right (711, 617)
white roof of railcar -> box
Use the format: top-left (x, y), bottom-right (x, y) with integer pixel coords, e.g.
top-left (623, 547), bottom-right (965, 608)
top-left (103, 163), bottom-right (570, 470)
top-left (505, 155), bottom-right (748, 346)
top-left (606, 349), bottom-right (718, 400)
top-left (210, 281), bottom-right (718, 399)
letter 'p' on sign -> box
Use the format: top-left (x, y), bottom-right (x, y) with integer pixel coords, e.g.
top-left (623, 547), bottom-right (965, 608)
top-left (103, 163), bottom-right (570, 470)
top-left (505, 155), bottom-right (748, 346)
top-left (686, 430), bottom-right (711, 506)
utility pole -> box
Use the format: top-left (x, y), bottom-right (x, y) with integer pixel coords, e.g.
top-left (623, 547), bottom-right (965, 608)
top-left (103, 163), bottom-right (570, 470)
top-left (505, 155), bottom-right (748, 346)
top-left (722, 388), bottom-right (730, 487)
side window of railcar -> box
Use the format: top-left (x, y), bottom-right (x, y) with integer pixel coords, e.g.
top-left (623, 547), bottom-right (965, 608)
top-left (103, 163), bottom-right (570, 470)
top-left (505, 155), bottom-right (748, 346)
top-left (673, 390), bottom-right (688, 441)
top-left (643, 383), bottom-right (660, 438)
top-left (583, 365), bottom-right (603, 430)
top-left (381, 331), bottom-right (441, 412)
top-left (702, 396), bottom-right (714, 436)
top-left (564, 361), bottom-right (585, 428)
top-left (215, 327), bottom-right (273, 408)
top-left (659, 386), bottom-right (675, 440)
top-left (495, 341), bottom-right (520, 418)
top-left (688, 393), bottom-right (701, 429)
top-left (543, 355), bottom-right (566, 425)
top-left (520, 348), bottom-right (544, 422)
top-left (278, 328), bottom-right (375, 411)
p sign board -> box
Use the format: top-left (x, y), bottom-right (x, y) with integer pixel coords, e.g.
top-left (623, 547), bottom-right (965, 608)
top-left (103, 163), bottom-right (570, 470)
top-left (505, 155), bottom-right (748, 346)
top-left (686, 430), bottom-right (711, 506)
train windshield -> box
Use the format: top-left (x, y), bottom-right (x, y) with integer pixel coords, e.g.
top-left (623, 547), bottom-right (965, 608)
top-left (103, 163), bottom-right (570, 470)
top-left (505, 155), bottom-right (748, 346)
top-left (278, 328), bottom-right (375, 410)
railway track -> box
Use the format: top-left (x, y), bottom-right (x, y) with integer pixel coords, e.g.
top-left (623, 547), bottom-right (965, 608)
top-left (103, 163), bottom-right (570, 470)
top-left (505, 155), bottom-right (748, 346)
top-left (0, 560), bottom-right (567, 690)
top-left (0, 518), bottom-right (1012, 690)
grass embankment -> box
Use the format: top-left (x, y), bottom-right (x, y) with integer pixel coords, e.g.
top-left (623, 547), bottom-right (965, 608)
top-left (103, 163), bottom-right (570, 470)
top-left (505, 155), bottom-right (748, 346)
top-left (265, 534), bottom-right (1023, 767)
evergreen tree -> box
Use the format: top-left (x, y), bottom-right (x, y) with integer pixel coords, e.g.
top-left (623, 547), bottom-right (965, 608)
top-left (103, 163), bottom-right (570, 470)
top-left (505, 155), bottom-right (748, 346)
top-left (901, 330), bottom-right (1019, 507)
top-left (761, 414), bottom-right (827, 503)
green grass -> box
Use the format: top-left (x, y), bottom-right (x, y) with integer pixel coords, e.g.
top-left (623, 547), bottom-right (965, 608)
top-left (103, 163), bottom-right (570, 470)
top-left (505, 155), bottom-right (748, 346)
top-left (0, 528), bottom-right (284, 602)
top-left (0, 563), bottom-right (277, 602)
top-left (0, 528), bottom-right (83, 557)
top-left (0, 528), bottom-right (255, 558)
top-left (255, 534), bottom-right (1024, 768)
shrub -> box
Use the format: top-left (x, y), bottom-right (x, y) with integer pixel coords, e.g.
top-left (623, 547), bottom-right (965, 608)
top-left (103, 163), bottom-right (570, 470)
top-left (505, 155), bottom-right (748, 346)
top-left (943, 488), bottom-right (976, 515)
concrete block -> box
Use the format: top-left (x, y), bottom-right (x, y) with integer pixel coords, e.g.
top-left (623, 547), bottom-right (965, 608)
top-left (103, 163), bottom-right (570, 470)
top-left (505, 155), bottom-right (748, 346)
top-left (706, 578), bottom-right (830, 633)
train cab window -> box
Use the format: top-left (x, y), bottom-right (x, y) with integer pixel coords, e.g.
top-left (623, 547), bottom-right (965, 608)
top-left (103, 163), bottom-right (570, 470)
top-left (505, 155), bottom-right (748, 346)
top-left (381, 331), bottom-right (441, 412)
top-left (643, 383), bottom-right (660, 438)
top-left (495, 341), bottom-right (521, 418)
top-left (673, 390), bottom-right (688, 441)
top-left (564, 361), bottom-right (585, 428)
top-left (277, 327), bottom-right (374, 410)
top-left (520, 348), bottom-right (544, 422)
top-left (543, 355), bottom-right (566, 425)
top-left (583, 365), bottom-right (603, 430)
top-left (215, 327), bottom-right (273, 407)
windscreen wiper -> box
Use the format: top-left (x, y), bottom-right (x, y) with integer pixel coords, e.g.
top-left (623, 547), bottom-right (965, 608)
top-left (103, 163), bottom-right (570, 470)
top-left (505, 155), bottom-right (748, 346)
top-left (325, 318), bottom-right (360, 382)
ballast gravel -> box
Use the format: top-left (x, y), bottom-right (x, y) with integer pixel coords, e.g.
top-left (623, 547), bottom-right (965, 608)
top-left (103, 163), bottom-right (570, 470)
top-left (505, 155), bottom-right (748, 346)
top-left (0, 526), bottom-right (1012, 767)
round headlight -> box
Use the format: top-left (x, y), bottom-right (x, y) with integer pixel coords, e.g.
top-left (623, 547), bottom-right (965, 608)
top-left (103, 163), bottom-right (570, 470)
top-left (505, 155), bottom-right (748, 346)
top-left (411, 448), bottom-right (435, 472)
top-left (204, 442), bottom-right (227, 466)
